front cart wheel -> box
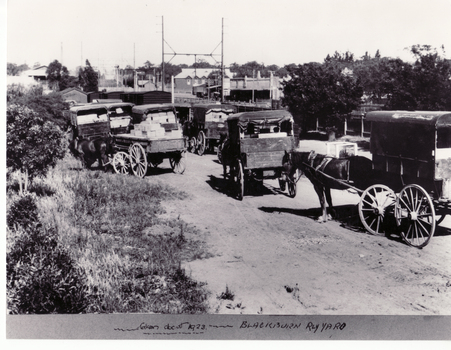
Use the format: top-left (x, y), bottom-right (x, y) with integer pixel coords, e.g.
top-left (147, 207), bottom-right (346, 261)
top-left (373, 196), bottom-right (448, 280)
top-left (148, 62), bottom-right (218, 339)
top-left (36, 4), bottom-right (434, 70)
top-left (170, 151), bottom-right (186, 174)
top-left (197, 131), bottom-right (206, 156)
top-left (395, 184), bottom-right (436, 248)
top-left (129, 143), bottom-right (148, 178)
top-left (233, 159), bottom-right (244, 201)
top-left (112, 151), bottom-right (131, 174)
top-left (358, 184), bottom-right (396, 236)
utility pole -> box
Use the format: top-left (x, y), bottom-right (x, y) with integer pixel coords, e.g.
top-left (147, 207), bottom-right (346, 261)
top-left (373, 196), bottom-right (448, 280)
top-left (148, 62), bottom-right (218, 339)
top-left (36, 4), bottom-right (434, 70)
top-left (161, 16), bottom-right (165, 91)
top-left (221, 17), bottom-right (224, 103)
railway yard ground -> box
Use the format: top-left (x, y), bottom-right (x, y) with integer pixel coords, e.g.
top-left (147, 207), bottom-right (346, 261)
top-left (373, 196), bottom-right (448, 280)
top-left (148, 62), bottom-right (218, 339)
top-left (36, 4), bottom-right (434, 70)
top-left (148, 140), bottom-right (451, 315)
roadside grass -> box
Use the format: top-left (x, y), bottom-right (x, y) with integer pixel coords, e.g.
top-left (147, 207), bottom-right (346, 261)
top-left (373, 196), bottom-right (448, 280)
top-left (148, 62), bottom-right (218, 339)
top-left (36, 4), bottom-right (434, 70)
top-left (7, 154), bottom-right (212, 314)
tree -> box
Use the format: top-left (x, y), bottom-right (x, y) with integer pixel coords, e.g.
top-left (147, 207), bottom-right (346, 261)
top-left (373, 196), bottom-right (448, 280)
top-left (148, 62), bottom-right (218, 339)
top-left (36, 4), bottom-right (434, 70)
top-left (7, 63), bottom-right (30, 76)
top-left (7, 104), bottom-right (67, 193)
top-left (7, 85), bottom-right (70, 129)
top-left (282, 60), bottom-right (363, 134)
top-left (78, 60), bottom-right (99, 92)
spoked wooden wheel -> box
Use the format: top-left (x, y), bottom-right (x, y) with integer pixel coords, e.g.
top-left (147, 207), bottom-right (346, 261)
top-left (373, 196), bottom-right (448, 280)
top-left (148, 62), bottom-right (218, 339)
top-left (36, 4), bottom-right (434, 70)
top-left (278, 178), bottom-right (286, 192)
top-left (287, 169), bottom-right (298, 198)
top-left (129, 143), bottom-right (148, 178)
top-left (169, 151), bottom-right (186, 174)
top-left (358, 184), bottom-right (396, 236)
top-left (395, 184), bottom-right (436, 248)
top-left (217, 143), bottom-right (223, 164)
top-left (232, 159), bottom-right (244, 200)
top-left (112, 151), bottom-right (130, 174)
top-left (197, 131), bottom-right (206, 156)
top-left (187, 137), bottom-right (197, 153)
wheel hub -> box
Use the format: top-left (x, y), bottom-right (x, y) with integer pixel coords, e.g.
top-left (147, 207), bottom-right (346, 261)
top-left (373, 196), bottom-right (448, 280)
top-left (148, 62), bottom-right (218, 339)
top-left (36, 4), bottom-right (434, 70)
top-left (409, 211), bottom-right (418, 221)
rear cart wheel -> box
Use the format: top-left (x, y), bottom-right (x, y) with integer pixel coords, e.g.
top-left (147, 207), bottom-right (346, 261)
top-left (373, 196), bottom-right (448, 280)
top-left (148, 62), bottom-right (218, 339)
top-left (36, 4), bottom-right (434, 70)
top-left (170, 151), bottom-right (186, 174)
top-left (129, 143), bottom-right (148, 178)
top-left (197, 131), bottom-right (206, 156)
top-left (358, 184), bottom-right (396, 236)
top-left (395, 184), bottom-right (436, 248)
top-left (112, 151), bottom-right (130, 174)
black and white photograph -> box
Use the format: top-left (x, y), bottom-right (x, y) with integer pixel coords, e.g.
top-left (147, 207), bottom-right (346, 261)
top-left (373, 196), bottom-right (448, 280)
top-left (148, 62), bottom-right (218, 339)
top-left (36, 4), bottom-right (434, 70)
top-left (4, 0), bottom-right (451, 342)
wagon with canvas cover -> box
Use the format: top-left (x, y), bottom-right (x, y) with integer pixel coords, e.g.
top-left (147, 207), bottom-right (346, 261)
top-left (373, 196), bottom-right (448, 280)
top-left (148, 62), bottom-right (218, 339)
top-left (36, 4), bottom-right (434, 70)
top-left (111, 104), bottom-right (186, 177)
top-left (185, 103), bottom-right (237, 156)
top-left (222, 110), bottom-right (296, 200)
top-left (356, 110), bottom-right (451, 247)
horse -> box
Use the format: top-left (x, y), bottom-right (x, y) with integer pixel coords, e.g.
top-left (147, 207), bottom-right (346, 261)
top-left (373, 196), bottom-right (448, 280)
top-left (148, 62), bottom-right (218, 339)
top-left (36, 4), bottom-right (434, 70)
top-left (283, 150), bottom-right (373, 222)
top-left (69, 137), bottom-right (112, 170)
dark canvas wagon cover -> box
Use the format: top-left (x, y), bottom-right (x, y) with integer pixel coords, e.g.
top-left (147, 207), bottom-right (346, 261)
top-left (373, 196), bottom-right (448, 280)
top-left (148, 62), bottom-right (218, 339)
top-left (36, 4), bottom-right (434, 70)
top-left (68, 105), bottom-right (110, 140)
top-left (366, 110), bottom-right (451, 188)
top-left (227, 110), bottom-right (293, 131)
top-left (131, 104), bottom-right (177, 124)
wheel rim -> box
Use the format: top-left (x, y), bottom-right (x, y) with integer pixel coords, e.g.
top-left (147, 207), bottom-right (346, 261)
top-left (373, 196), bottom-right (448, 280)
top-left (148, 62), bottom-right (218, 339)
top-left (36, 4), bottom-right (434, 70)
top-left (233, 159), bottom-right (244, 200)
top-left (112, 152), bottom-right (130, 174)
top-left (170, 151), bottom-right (186, 174)
top-left (395, 184), bottom-right (436, 248)
top-left (217, 144), bottom-right (223, 164)
top-left (278, 178), bottom-right (286, 192)
top-left (358, 184), bottom-right (395, 236)
top-left (188, 137), bottom-right (197, 153)
top-left (197, 131), bottom-right (205, 156)
top-left (129, 143), bottom-right (147, 178)
top-left (288, 181), bottom-right (296, 198)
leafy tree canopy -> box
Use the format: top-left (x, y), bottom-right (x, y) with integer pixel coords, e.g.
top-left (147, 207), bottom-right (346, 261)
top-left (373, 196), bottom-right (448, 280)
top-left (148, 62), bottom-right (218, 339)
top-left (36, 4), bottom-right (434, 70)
top-left (46, 60), bottom-right (78, 91)
top-left (78, 60), bottom-right (99, 93)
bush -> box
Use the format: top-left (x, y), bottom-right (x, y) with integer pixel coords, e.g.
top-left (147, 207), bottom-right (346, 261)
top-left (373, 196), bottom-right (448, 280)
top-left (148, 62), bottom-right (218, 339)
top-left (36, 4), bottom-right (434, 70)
top-left (7, 225), bottom-right (89, 314)
top-left (7, 194), bottom-right (39, 229)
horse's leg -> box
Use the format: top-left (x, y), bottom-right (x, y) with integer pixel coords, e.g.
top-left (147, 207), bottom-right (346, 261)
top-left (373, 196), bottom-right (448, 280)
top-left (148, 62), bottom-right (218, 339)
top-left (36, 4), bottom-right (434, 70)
top-left (324, 187), bottom-right (334, 220)
top-left (313, 184), bottom-right (327, 223)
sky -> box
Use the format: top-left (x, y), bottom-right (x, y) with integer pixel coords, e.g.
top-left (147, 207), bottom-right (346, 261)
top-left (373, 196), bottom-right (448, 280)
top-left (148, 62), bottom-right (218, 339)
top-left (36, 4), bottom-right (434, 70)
top-left (5, 0), bottom-right (451, 73)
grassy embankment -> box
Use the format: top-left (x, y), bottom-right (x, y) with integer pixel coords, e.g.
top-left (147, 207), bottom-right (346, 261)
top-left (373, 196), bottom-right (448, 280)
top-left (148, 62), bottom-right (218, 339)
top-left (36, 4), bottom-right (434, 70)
top-left (6, 155), bottom-right (212, 314)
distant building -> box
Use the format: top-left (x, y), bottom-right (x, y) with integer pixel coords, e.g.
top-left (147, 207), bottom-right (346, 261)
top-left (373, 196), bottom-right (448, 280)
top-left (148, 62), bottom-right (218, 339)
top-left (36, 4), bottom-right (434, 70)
top-left (174, 68), bottom-right (232, 95)
top-left (60, 87), bottom-right (88, 104)
top-left (228, 71), bottom-right (282, 102)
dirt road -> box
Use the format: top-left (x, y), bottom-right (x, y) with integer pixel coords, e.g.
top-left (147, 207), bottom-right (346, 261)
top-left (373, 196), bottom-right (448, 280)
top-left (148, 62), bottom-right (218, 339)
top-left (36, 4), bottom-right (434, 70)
top-left (147, 144), bottom-right (451, 315)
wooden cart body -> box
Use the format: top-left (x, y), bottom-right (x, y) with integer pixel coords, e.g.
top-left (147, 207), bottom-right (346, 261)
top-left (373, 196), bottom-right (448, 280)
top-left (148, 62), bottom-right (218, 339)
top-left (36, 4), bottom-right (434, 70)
top-left (366, 110), bottom-right (451, 201)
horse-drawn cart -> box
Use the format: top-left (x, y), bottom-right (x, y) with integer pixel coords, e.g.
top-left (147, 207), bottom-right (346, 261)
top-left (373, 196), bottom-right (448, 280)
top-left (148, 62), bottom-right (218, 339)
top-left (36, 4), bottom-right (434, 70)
top-left (184, 104), bottom-right (237, 156)
top-left (285, 110), bottom-right (451, 248)
top-left (111, 104), bottom-right (186, 177)
top-left (357, 110), bottom-right (451, 248)
top-left (223, 110), bottom-right (296, 200)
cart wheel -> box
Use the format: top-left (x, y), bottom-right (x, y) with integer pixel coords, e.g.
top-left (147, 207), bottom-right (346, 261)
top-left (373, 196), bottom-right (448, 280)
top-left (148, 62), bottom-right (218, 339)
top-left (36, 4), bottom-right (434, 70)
top-left (395, 184), bottom-right (436, 248)
top-left (197, 131), bottom-right (206, 156)
top-left (129, 143), bottom-right (148, 178)
top-left (287, 170), bottom-right (298, 198)
top-left (278, 178), bottom-right (286, 191)
top-left (288, 181), bottom-right (297, 198)
top-left (233, 159), bottom-right (244, 200)
top-left (112, 151), bottom-right (130, 174)
top-left (358, 184), bottom-right (396, 236)
top-left (170, 151), bottom-right (186, 174)
top-left (217, 143), bottom-right (223, 164)
top-left (187, 137), bottom-right (197, 153)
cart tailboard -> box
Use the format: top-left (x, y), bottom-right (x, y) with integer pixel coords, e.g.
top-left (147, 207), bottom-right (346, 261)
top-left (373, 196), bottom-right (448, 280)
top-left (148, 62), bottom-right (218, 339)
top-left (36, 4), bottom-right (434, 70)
top-left (205, 121), bottom-right (227, 139)
top-left (78, 122), bottom-right (110, 139)
top-left (241, 137), bottom-right (293, 169)
top-left (245, 151), bottom-right (288, 169)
